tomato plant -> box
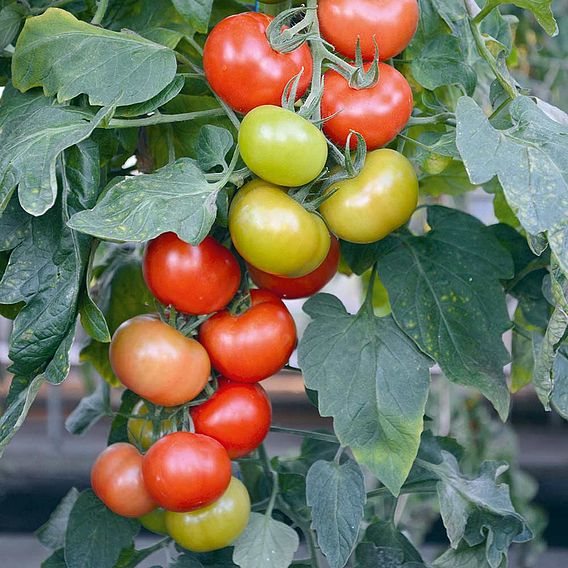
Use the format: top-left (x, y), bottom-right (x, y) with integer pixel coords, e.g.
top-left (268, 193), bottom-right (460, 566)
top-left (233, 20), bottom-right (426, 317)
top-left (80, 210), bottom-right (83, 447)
top-left (1, 1), bottom-right (566, 567)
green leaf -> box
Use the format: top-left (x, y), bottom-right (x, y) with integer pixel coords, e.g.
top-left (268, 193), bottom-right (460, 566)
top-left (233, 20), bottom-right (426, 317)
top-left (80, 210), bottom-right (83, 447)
top-left (172, 0), bottom-right (214, 33)
top-left (0, 3), bottom-right (26, 49)
top-left (65, 383), bottom-right (108, 435)
top-left (64, 490), bottom-right (139, 568)
top-left (13, 8), bottom-right (177, 106)
top-left (420, 161), bottom-right (479, 196)
top-left (196, 125), bottom-right (234, 172)
top-left (551, 347), bottom-right (568, 419)
top-left (411, 35), bottom-right (476, 95)
top-left (169, 554), bottom-right (204, 567)
top-left (108, 389), bottom-right (140, 444)
top-left (79, 291), bottom-right (111, 343)
top-left (0, 86), bottom-right (111, 216)
top-left (306, 459), bottom-right (366, 568)
top-left (375, 206), bottom-right (513, 419)
top-left (298, 294), bottom-right (431, 495)
top-left (68, 158), bottom-right (218, 244)
top-left (42, 548), bottom-right (67, 568)
top-left (232, 512), bottom-right (299, 568)
top-left (482, 0), bottom-right (557, 36)
top-left (433, 543), bottom-right (506, 568)
top-left (416, 452), bottom-right (532, 568)
top-left (355, 544), bottom-right (421, 568)
top-left (362, 521), bottom-right (424, 564)
top-left (36, 488), bottom-right (80, 550)
top-left (456, 96), bottom-right (568, 272)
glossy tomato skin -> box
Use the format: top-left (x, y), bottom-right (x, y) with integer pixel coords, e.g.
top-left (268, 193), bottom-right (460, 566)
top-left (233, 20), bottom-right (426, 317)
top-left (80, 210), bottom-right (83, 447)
top-left (203, 13), bottom-right (312, 114)
top-left (91, 443), bottom-right (156, 518)
top-left (143, 233), bottom-right (240, 315)
top-left (229, 179), bottom-right (330, 277)
top-left (239, 106), bottom-right (328, 187)
top-left (199, 290), bottom-right (297, 383)
top-left (322, 63), bottom-right (413, 151)
top-left (110, 315), bottom-right (210, 407)
top-left (166, 477), bottom-right (250, 553)
top-left (192, 378), bottom-right (272, 458)
top-left (318, 0), bottom-right (419, 61)
top-left (139, 508), bottom-right (168, 535)
top-left (247, 235), bottom-right (340, 299)
top-left (142, 432), bottom-right (231, 512)
top-left (127, 401), bottom-right (178, 451)
top-left (320, 149), bottom-right (418, 244)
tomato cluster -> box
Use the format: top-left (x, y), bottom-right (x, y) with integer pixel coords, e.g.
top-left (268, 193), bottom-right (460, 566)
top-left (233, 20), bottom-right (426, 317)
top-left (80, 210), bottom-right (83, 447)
top-left (91, 1), bottom-right (420, 554)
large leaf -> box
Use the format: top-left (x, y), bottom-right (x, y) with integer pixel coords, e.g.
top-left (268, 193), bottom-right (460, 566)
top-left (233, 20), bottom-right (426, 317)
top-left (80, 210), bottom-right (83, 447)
top-left (42, 549), bottom-right (67, 568)
top-left (65, 383), bottom-right (109, 435)
top-left (306, 459), bottom-right (366, 568)
top-left (0, 2), bottom-right (26, 49)
top-left (232, 512), bottom-right (299, 568)
top-left (172, 0), bottom-right (214, 33)
top-left (0, 86), bottom-right (110, 216)
top-left (64, 490), bottom-right (139, 568)
top-left (434, 543), bottom-right (506, 568)
top-left (374, 207), bottom-right (513, 419)
top-left (481, 0), bottom-right (557, 36)
top-left (13, 8), bottom-right (177, 106)
top-left (298, 294), bottom-right (431, 495)
top-left (456, 96), bottom-right (568, 272)
top-left (551, 347), bottom-right (568, 419)
top-left (36, 488), bottom-right (80, 549)
top-left (68, 158), bottom-right (219, 244)
top-left (362, 520), bottom-right (424, 564)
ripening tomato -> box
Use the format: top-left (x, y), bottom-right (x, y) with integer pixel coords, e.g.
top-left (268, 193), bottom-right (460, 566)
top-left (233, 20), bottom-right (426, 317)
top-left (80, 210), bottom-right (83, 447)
top-left (229, 179), bottom-right (330, 277)
top-left (320, 149), bottom-right (418, 244)
top-left (139, 508), bottom-right (168, 535)
top-left (110, 315), bottom-right (210, 407)
top-left (321, 63), bottom-right (413, 150)
top-left (142, 432), bottom-right (231, 512)
top-left (192, 378), bottom-right (272, 458)
top-left (199, 289), bottom-right (296, 383)
top-left (318, 0), bottom-right (419, 61)
top-left (166, 477), bottom-right (250, 553)
top-left (91, 443), bottom-right (156, 518)
top-left (203, 13), bottom-right (313, 114)
top-left (143, 233), bottom-right (240, 315)
top-left (239, 106), bottom-right (328, 187)
top-left (127, 401), bottom-right (179, 451)
top-left (247, 235), bottom-right (340, 299)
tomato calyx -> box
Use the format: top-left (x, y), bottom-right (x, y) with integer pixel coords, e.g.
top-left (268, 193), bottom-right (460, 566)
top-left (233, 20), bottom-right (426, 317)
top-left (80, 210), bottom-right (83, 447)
top-left (328, 39), bottom-right (381, 90)
top-left (266, 6), bottom-right (319, 53)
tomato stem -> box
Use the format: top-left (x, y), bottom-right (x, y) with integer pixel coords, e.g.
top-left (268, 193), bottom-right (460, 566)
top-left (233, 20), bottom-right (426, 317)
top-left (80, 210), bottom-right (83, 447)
top-left (270, 425), bottom-right (338, 443)
top-left (91, 0), bottom-right (109, 26)
top-left (106, 109), bottom-right (226, 129)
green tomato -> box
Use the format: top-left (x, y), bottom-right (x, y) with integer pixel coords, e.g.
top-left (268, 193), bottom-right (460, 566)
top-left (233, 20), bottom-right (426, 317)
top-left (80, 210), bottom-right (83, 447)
top-left (165, 477), bottom-right (251, 553)
top-left (127, 401), bottom-right (178, 451)
top-left (229, 179), bottom-right (331, 277)
top-left (320, 149), bottom-right (418, 244)
top-left (422, 153), bottom-right (452, 175)
top-left (139, 508), bottom-right (168, 535)
top-left (238, 105), bottom-right (328, 187)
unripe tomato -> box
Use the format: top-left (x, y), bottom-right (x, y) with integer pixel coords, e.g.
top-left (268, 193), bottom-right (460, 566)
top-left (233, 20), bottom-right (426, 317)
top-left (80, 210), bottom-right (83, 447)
top-left (322, 63), bottom-right (413, 150)
top-left (139, 508), bottom-right (168, 535)
top-left (199, 290), bottom-right (296, 383)
top-left (229, 179), bottom-right (330, 277)
top-left (166, 477), bottom-right (250, 553)
top-left (143, 233), bottom-right (240, 315)
top-left (318, 0), bottom-right (419, 61)
top-left (320, 149), bottom-right (418, 244)
top-left (192, 378), bottom-right (272, 458)
top-left (203, 13), bottom-right (312, 114)
top-left (239, 106), bottom-right (328, 187)
top-left (127, 401), bottom-right (178, 451)
top-left (110, 315), bottom-right (210, 407)
top-left (247, 236), bottom-right (340, 299)
top-left (422, 153), bottom-right (453, 175)
top-left (91, 443), bottom-right (156, 518)
top-left (142, 432), bottom-right (231, 512)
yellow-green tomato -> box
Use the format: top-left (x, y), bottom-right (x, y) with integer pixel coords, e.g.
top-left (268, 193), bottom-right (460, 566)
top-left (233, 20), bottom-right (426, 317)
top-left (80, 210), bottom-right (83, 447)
top-left (165, 477), bottom-right (251, 553)
top-left (127, 401), bottom-right (177, 451)
top-left (320, 149), bottom-right (418, 244)
top-left (238, 105), bottom-right (328, 187)
top-left (229, 179), bottom-right (331, 277)
top-left (139, 508), bottom-right (168, 535)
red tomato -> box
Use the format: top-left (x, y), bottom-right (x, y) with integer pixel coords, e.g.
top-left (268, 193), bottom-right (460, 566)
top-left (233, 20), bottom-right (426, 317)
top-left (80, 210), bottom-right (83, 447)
top-left (247, 236), bottom-right (340, 299)
top-left (192, 378), bottom-right (272, 458)
top-left (91, 443), bottom-right (156, 518)
top-left (199, 290), bottom-right (296, 383)
top-left (142, 432), bottom-right (231, 512)
top-left (322, 63), bottom-right (413, 150)
top-left (110, 315), bottom-right (211, 407)
top-left (143, 233), bottom-right (240, 316)
top-left (318, 0), bottom-right (419, 61)
top-left (203, 13), bottom-right (313, 114)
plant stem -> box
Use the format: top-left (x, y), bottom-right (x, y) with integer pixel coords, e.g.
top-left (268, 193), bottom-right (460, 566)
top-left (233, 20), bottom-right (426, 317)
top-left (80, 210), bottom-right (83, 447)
top-left (184, 34), bottom-right (204, 56)
top-left (270, 425), bottom-right (338, 443)
top-left (258, 444), bottom-right (279, 516)
top-left (406, 114), bottom-right (455, 127)
top-left (91, 0), bottom-right (109, 25)
top-left (472, 2), bottom-right (495, 24)
top-left (106, 109), bottom-right (225, 129)
top-left (213, 144), bottom-right (241, 189)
